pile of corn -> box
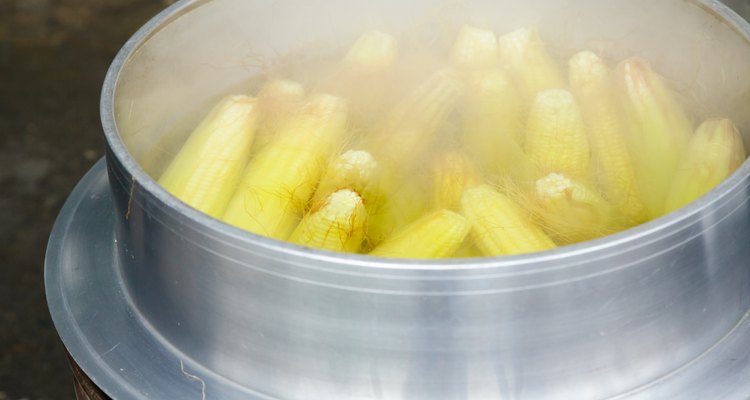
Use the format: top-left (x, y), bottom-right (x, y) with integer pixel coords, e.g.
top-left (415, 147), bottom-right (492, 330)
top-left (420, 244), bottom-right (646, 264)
top-left (158, 26), bottom-right (747, 259)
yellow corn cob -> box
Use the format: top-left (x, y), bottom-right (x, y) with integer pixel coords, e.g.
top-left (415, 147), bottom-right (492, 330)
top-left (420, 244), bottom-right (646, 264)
top-left (461, 185), bottom-right (556, 256)
top-left (364, 70), bottom-right (461, 243)
top-left (258, 79), bottom-right (305, 117)
top-left (158, 95), bottom-right (259, 219)
top-left (311, 150), bottom-right (380, 207)
top-left (289, 189), bottom-right (367, 253)
top-left (373, 69), bottom-right (462, 168)
top-left (431, 150), bottom-right (481, 210)
top-left (222, 94), bottom-right (349, 239)
top-left (451, 25), bottom-right (500, 70)
top-left (525, 89), bottom-right (591, 180)
top-left (369, 210), bottom-right (470, 259)
top-left (453, 241), bottom-right (484, 258)
top-left (497, 27), bottom-right (565, 101)
top-left (462, 68), bottom-right (534, 185)
top-left (250, 79), bottom-right (306, 153)
top-left (569, 51), bottom-right (647, 225)
top-left (365, 177), bottom-right (430, 249)
top-left (664, 119), bottom-right (746, 213)
top-left (327, 30), bottom-right (399, 125)
top-left (616, 57), bottom-right (693, 218)
top-left (341, 30), bottom-right (399, 75)
top-left (534, 173), bottom-right (618, 244)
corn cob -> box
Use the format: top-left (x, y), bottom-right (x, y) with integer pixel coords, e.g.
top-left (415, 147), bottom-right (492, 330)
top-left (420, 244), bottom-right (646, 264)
top-left (616, 57), bottom-right (693, 218)
top-left (158, 95), bottom-right (259, 219)
top-left (497, 27), bottom-right (565, 101)
top-left (451, 25), bottom-right (500, 70)
top-left (258, 79), bottom-right (305, 118)
top-left (289, 189), bottom-right (367, 253)
top-left (525, 89), bottom-right (592, 181)
top-left (462, 68), bottom-right (534, 185)
top-left (222, 94), bottom-right (349, 239)
top-left (534, 173), bottom-right (618, 244)
top-left (664, 119), bottom-right (746, 213)
top-left (454, 242), bottom-right (484, 258)
top-left (341, 30), bottom-right (399, 75)
top-left (365, 70), bottom-right (462, 243)
top-left (569, 51), bottom-right (647, 225)
top-left (365, 177), bottom-right (430, 249)
top-left (328, 30), bottom-right (399, 125)
top-left (461, 185), bottom-right (556, 256)
top-left (311, 149), bottom-right (380, 207)
top-left (372, 69), bottom-right (462, 168)
top-left (369, 210), bottom-right (470, 259)
top-left (431, 150), bottom-right (481, 211)
top-left (252, 79), bottom-right (305, 151)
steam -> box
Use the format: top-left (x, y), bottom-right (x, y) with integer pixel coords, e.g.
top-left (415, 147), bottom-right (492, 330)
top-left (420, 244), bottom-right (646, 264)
top-left (115, 0), bottom-right (750, 170)
top-left (112, 0), bottom-right (750, 251)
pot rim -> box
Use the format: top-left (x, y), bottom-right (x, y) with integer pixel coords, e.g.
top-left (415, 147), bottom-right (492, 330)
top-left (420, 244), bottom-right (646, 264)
top-left (100, 0), bottom-right (750, 271)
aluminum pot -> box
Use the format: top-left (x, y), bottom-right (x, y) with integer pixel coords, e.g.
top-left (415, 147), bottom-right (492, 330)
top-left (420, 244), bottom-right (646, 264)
top-left (96, 0), bottom-right (750, 398)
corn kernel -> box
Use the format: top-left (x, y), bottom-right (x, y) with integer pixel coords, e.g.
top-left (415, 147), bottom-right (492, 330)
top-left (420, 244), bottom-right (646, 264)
top-left (525, 89), bottom-right (592, 181)
top-left (252, 79), bottom-right (305, 152)
top-left (342, 30), bottom-right (399, 75)
top-left (665, 118), bottom-right (746, 213)
top-left (365, 70), bottom-right (462, 243)
top-left (373, 69), bottom-right (462, 169)
top-left (462, 68), bottom-right (533, 185)
top-left (222, 94), bottom-right (349, 239)
top-left (616, 57), bottom-right (693, 218)
top-left (431, 150), bottom-right (481, 211)
top-left (461, 185), bottom-right (556, 256)
top-left (569, 51), bottom-right (647, 225)
top-left (451, 25), bottom-right (500, 70)
top-left (159, 95), bottom-right (259, 219)
top-left (534, 173), bottom-right (618, 243)
top-left (369, 210), bottom-right (470, 259)
top-left (311, 150), bottom-right (380, 207)
top-left (289, 189), bottom-right (367, 253)
top-left (497, 27), bottom-right (564, 100)
top-left (365, 177), bottom-right (429, 248)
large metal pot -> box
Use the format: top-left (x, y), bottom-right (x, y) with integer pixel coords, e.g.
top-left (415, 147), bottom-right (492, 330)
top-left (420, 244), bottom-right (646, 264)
top-left (48, 0), bottom-right (750, 398)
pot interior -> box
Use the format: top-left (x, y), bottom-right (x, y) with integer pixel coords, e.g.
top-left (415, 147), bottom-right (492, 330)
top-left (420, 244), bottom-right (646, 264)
top-left (112, 0), bottom-right (750, 183)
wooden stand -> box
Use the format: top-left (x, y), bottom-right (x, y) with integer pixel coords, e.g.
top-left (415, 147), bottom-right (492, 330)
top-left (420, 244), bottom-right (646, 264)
top-left (68, 354), bottom-right (111, 400)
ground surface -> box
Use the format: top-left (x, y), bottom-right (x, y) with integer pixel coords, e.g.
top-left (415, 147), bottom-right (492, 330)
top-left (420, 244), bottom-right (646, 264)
top-left (1, 1), bottom-right (750, 399)
top-left (0, 1), bottom-right (173, 398)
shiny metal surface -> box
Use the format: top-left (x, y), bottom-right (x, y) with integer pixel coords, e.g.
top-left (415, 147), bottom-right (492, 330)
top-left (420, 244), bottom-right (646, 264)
top-left (50, 0), bottom-right (750, 398)
top-left (47, 161), bottom-right (750, 399)
top-left (46, 161), bottom-right (259, 399)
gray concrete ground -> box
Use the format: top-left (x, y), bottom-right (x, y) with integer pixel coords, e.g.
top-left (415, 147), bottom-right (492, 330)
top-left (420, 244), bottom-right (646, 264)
top-left (2, 1), bottom-right (750, 400)
top-left (0, 1), bottom-right (173, 398)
